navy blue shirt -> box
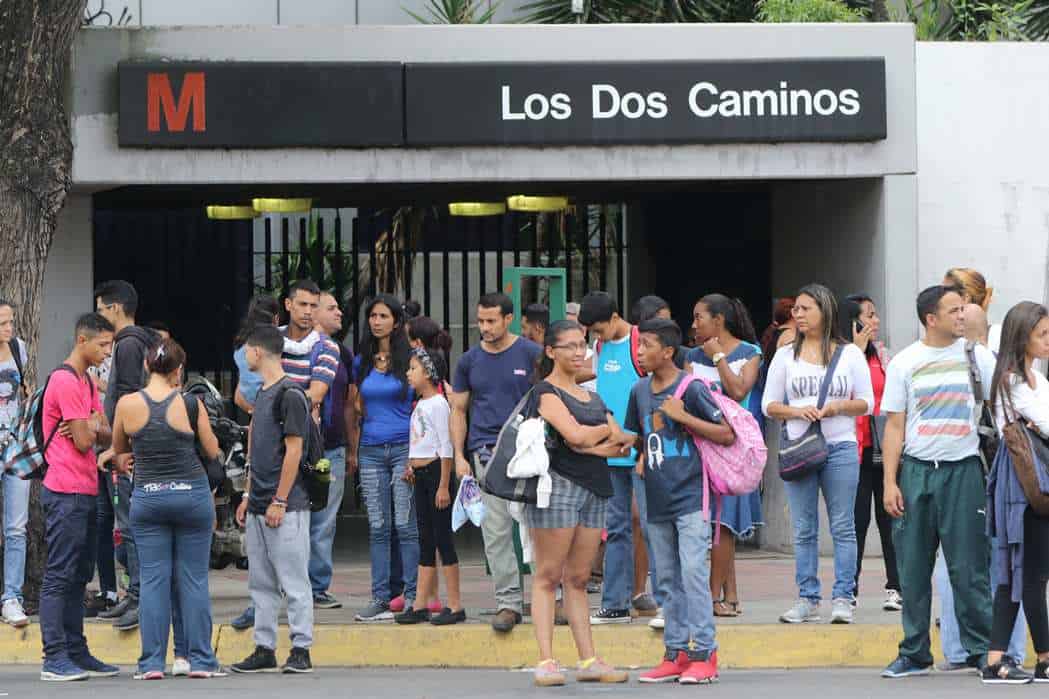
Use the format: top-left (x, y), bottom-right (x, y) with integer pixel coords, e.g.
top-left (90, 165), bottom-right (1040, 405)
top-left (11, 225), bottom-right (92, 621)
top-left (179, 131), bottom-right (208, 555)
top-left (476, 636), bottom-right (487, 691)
top-left (624, 372), bottom-right (723, 524)
top-left (453, 337), bottom-right (542, 453)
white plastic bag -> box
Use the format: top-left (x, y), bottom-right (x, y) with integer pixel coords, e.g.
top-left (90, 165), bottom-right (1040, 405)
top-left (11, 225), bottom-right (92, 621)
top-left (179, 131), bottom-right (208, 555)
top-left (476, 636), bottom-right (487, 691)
top-left (452, 475), bottom-right (486, 532)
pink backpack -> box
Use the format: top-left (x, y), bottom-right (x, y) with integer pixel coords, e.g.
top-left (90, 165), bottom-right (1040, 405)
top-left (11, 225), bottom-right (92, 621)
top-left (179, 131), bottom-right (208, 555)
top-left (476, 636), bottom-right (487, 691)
top-left (672, 375), bottom-right (768, 539)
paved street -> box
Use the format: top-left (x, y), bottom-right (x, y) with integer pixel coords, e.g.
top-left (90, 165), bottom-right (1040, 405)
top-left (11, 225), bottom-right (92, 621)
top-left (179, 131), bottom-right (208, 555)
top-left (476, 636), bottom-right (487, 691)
top-left (0, 668), bottom-right (1003, 698)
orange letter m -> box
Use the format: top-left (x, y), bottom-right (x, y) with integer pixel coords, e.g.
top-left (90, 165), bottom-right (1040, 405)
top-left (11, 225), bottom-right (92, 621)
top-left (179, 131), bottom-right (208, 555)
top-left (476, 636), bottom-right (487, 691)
top-left (147, 72), bottom-right (206, 133)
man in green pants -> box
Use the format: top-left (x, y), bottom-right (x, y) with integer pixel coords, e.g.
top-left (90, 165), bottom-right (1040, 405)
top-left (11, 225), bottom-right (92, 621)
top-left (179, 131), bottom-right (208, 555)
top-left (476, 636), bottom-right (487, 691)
top-left (880, 285), bottom-right (997, 678)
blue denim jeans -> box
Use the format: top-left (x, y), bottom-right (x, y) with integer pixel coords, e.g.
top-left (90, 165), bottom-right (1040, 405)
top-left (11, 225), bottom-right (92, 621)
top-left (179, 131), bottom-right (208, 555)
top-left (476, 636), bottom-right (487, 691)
top-left (111, 473), bottom-right (140, 599)
top-left (95, 471), bottom-right (117, 595)
top-left (130, 477), bottom-right (218, 673)
top-left (937, 546), bottom-right (1025, 664)
top-left (602, 468), bottom-right (661, 610)
top-left (1, 471), bottom-right (29, 602)
top-left (309, 446), bottom-right (347, 596)
top-left (358, 443), bottom-right (418, 603)
top-left (648, 510), bottom-right (716, 656)
top-left (40, 488), bottom-right (96, 664)
top-left (783, 441), bottom-right (859, 602)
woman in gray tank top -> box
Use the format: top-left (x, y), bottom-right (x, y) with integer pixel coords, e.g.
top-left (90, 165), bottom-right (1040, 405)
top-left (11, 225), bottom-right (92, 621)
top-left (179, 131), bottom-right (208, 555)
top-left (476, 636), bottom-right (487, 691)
top-left (111, 338), bottom-right (223, 678)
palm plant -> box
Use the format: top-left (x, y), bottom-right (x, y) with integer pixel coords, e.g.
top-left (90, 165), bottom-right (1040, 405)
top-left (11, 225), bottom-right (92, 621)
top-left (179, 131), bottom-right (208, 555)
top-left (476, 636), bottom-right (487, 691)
top-left (517, 0), bottom-right (756, 22)
top-left (405, 0), bottom-right (500, 23)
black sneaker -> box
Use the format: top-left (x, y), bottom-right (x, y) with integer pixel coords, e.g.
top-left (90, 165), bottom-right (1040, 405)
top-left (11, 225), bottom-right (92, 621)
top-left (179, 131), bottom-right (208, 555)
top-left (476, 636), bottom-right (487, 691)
top-left (231, 646), bottom-right (279, 674)
top-left (112, 602), bottom-right (139, 631)
top-left (881, 655), bottom-right (932, 678)
top-left (313, 592), bottom-right (342, 610)
top-left (395, 607), bottom-right (431, 625)
top-left (589, 608), bottom-right (631, 625)
top-left (97, 595), bottom-right (131, 620)
top-left (430, 608), bottom-right (466, 626)
top-left (282, 648), bottom-right (313, 674)
top-left (1034, 660), bottom-right (1049, 683)
top-left (230, 606), bottom-right (255, 631)
top-left (84, 593), bottom-right (115, 619)
top-left (982, 658), bottom-right (1033, 685)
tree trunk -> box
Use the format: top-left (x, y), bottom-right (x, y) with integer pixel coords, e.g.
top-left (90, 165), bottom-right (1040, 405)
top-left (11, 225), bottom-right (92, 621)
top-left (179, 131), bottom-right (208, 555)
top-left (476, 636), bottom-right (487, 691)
top-left (0, 0), bottom-right (87, 609)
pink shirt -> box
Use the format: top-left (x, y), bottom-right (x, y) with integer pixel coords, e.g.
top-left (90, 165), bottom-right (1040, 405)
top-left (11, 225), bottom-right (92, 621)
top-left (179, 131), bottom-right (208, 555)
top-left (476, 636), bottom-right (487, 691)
top-left (42, 368), bottom-right (102, 496)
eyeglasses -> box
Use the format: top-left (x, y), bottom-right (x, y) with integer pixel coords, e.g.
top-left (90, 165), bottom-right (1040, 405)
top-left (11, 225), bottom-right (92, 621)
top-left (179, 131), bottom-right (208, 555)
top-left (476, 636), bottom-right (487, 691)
top-left (552, 343), bottom-right (588, 352)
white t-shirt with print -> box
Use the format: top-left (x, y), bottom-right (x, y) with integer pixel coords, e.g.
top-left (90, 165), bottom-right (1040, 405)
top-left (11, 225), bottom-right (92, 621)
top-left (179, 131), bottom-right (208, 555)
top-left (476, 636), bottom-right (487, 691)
top-left (0, 339), bottom-right (28, 446)
top-left (409, 394), bottom-right (453, 460)
top-left (994, 371), bottom-right (1049, 436)
top-left (762, 343), bottom-right (874, 444)
top-left (881, 338), bottom-right (996, 462)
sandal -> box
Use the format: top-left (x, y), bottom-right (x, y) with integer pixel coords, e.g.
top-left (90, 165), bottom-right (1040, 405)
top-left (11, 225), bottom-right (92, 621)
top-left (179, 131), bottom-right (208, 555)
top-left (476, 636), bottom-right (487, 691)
top-left (728, 600), bottom-right (743, 616)
top-left (713, 599), bottom-right (738, 617)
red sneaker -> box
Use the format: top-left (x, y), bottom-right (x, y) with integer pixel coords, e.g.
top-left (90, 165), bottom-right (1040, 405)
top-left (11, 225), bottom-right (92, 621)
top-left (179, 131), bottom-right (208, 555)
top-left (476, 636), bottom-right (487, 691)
top-left (639, 651), bottom-right (691, 684)
top-left (680, 651), bottom-right (719, 685)
top-left (389, 595), bottom-right (406, 613)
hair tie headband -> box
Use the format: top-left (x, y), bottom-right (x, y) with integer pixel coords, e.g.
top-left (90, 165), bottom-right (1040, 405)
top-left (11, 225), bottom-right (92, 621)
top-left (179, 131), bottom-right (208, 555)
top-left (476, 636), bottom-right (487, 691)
top-left (156, 345), bottom-right (165, 359)
top-left (411, 347), bottom-right (441, 385)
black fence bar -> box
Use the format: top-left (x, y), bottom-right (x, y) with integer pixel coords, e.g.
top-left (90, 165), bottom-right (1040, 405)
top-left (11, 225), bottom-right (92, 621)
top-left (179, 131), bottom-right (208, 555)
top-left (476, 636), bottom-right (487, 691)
top-left (264, 217), bottom-right (272, 290)
top-left (581, 204), bottom-right (590, 296)
top-left (333, 214), bottom-right (344, 308)
top-left (315, 216), bottom-right (326, 285)
top-left (403, 212), bottom-right (414, 303)
top-left (461, 220), bottom-right (470, 354)
top-left (298, 217), bottom-right (309, 279)
top-left (564, 210), bottom-right (573, 303)
top-left (512, 211), bottom-right (521, 269)
top-left (497, 212), bottom-right (507, 293)
top-left (442, 218), bottom-right (451, 333)
top-left (423, 214), bottom-right (432, 317)
top-left (477, 216), bottom-right (487, 295)
top-left (599, 205), bottom-right (608, 292)
top-left (281, 216), bottom-right (290, 300)
top-left (350, 215), bottom-right (360, 350)
top-left (546, 212), bottom-right (558, 271)
top-left (531, 213), bottom-right (539, 270)
top-left (615, 207), bottom-right (625, 311)
top-left (367, 214), bottom-right (377, 298)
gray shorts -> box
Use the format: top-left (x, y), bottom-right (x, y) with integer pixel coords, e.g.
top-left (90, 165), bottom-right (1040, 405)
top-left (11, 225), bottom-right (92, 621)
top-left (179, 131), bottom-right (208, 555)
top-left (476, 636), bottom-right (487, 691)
top-left (524, 471), bottom-right (607, 530)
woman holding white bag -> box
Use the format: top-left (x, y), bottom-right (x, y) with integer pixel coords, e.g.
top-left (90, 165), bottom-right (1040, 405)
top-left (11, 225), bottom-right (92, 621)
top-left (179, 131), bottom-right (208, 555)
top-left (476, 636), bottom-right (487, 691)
top-left (526, 319), bottom-right (633, 687)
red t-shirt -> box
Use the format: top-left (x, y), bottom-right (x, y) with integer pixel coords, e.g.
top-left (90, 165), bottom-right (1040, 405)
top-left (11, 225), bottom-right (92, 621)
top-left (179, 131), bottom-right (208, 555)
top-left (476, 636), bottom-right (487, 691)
top-left (42, 368), bottom-right (102, 495)
top-left (856, 353), bottom-right (886, 454)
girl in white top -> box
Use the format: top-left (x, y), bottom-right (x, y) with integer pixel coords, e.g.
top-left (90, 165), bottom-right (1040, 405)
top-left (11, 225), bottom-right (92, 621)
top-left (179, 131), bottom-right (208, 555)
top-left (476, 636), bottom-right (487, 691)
top-left (399, 348), bottom-right (464, 626)
top-left (762, 285), bottom-right (873, 625)
top-left (984, 301), bottom-right (1049, 682)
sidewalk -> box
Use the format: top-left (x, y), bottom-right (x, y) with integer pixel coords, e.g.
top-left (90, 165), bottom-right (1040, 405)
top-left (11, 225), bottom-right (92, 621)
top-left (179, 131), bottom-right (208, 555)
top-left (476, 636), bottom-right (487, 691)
top-left (0, 537), bottom-right (976, 669)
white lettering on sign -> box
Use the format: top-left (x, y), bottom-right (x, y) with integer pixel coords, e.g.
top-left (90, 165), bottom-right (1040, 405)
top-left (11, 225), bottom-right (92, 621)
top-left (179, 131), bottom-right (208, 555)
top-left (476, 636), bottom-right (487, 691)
top-left (689, 80), bottom-right (863, 119)
top-left (502, 81), bottom-right (862, 123)
top-left (501, 85), bottom-right (571, 121)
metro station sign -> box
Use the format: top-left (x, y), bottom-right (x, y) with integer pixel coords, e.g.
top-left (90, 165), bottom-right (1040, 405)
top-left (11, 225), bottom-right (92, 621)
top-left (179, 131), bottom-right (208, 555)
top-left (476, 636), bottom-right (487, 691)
top-left (405, 59), bottom-right (887, 146)
top-left (118, 61), bottom-right (405, 147)
top-left (118, 58), bottom-right (886, 148)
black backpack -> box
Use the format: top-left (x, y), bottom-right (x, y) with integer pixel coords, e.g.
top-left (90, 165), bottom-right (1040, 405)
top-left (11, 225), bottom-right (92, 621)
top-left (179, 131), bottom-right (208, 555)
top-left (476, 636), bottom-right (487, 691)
top-left (271, 382), bottom-right (328, 512)
top-left (965, 341), bottom-right (999, 474)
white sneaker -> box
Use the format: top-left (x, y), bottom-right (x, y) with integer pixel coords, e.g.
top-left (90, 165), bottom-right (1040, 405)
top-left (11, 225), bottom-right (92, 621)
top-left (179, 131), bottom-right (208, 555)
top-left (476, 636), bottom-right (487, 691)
top-left (830, 598), bottom-right (854, 624)
top-left (779, 599), bottom-right (820, 624)
top-left (172, 658), bottom-right (190, 677)
top-left (649, 609), bottom-right (665, 630)
top-left (3, 598), bottom-right (29, 628)
top-left (883, 589), bottom-right (903, 612)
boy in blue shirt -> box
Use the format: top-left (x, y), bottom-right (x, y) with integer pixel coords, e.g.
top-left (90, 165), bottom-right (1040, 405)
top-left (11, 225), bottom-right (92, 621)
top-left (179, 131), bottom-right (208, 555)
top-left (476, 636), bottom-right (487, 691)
top-left (625, 319), bottom-right (735, 685)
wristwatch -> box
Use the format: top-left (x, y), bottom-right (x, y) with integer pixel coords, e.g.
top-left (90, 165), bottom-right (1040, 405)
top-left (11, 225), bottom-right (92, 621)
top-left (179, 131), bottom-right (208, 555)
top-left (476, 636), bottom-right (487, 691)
top-left (712, 352), bottom-right (726, 365)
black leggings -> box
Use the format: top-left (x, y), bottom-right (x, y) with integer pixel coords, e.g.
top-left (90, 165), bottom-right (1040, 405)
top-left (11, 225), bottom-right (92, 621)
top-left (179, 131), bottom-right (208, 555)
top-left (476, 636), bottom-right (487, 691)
top-left (854, 449), bottom-right (900, 594)
top-left (414, 460), bottom-right (458, 568)
top-left (991, 507), bottom-right (1049, 654)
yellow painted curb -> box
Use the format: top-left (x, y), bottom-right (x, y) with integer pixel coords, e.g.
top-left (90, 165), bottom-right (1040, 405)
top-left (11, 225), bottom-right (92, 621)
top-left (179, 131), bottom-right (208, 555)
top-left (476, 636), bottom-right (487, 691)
top-left (0, 622), bottom-right (1018, 668)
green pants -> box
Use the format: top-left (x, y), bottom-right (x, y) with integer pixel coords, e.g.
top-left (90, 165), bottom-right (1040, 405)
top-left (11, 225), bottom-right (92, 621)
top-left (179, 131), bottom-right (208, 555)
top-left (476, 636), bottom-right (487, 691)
top-left (893, 455), bottom-right (991, 666)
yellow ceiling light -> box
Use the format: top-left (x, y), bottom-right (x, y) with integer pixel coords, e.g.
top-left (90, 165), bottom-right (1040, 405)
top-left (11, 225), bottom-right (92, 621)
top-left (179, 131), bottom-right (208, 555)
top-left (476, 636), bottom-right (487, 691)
top-left (252, 198), bottom-right (313, 214)
top-left (206, 205), bottom-right (258, 220)
top-left (506, 196), bottom-right (569, 213)
top-left (448, 202), bottom-right (507, 217)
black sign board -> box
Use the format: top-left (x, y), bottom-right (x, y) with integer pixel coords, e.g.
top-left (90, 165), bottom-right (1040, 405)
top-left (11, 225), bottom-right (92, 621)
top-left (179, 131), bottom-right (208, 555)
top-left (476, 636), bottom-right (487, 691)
top-left (404, 59), bottom-right (886, 146)
top-left (118, 61), bottom-right (404, 147)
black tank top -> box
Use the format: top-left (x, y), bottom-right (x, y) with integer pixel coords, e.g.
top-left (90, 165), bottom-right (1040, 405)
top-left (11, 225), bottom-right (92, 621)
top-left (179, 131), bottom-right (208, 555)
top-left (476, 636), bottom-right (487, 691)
top-left (129, 390), bottom-right (204, 485)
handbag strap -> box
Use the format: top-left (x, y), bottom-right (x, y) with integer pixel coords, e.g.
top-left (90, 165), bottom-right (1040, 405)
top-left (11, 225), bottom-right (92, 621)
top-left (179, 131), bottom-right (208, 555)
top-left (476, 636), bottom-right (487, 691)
top-left (816, 345), bottom-right (846, 411)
